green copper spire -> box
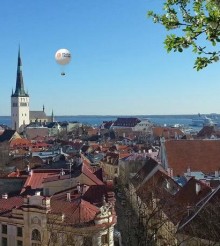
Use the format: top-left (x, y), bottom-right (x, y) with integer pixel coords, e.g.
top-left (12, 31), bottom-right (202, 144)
top-left (12, 47), bottom-right (29, 97)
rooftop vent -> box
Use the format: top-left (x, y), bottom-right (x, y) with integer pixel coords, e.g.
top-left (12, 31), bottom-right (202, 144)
top-left (67, 192), bottom-right (71, 202)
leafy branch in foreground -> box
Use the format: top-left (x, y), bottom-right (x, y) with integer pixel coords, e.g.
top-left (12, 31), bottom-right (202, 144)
top-left (148, 0), bottom-right (220, 70)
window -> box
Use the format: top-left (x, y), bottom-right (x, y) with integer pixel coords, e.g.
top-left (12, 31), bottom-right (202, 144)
top-left (31, 229), bottom-right (41, 241)
top-left (2, 224), bottom-right (7, 234)
top-left (2, 237), bottom-right (7, 246)
top-left (17, 227), bottom-right (22, 237)
top-left (101, 234), bottom-right (108, 244)
top-left (17, 240), bottom-right (23, 246)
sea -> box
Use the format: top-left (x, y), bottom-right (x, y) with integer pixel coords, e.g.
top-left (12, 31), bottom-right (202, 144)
top-left (1, 114), bottom-right (219, 132)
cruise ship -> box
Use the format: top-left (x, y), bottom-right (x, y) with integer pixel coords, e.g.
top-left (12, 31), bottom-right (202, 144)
top-left (191, 115), bottom-right (216, 127)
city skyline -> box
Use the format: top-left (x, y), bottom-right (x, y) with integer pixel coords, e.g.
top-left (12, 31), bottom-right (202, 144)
top-left (0, 0), bottom-right (220, 116)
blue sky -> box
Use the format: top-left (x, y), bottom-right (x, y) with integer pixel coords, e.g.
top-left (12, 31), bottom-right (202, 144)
top-left (0, 0), bottom-right (219, 116)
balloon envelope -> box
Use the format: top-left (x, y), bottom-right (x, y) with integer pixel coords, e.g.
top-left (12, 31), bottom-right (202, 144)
top-left (55, 49), bottom-right (71, 65)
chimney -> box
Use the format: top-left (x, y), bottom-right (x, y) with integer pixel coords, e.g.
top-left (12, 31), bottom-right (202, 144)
top-left (77, 182), bottom-right (81, 194)
top-left (169, 168), bottom-right (173, 178)
top-left (187, 167), bottom-right (191, 177)
top-left (35, 191), bottom-right (41, 196)
top-left (27, 165), bottom-right (30, 172)
top-left (196, 183), bottom-right (201, 195)
top-left (29, 169), bottom-right (33, 176)
top-left (175, 132), bottom-right (178, 140)
top-left (215, 171), bottom-right (219, 178)
top-left (82, 184), bottom-right (88, 194)
top-left (66, 192), bottom-right (71, 202)
top-left (42, 197), bottom-right (51, 209)
top-left (102, 195), bottom-right (107, 206)
top-left (2, 193), bottom-right (8, 199)
top-left (60, 169), bottom-right (65, 176)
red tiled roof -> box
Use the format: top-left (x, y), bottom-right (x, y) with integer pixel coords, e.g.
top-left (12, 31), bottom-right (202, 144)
top-left (82, 164), bottom-right (104, 185)
top-left (0, 196), bottom-right (23, 216)
top-left (20, 170), bottom-right (60, 194)
top-left (153, 127), bottom-right (184, 139)
top-left (119, 153), bottom-right (131, 160)
top-left (174, 178), bottom-right (212, 207)
top-left (116, 145), bottom-right (129, 151)
top-left (10, 138), bottom-right (31, 148)
top-left (165, 140), bottom-right (220, 176)
top-left (42, 164), bottom-right (104, 186)
top-left (50, 197), bottom-right (99, 225)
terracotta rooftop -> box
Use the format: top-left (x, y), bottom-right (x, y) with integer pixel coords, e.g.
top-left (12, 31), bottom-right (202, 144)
top-left (42, 164), bottom-right (104, 186)
top-left (174, 177), bottom-right (212, 207)
top-left (0, 196), bottom-right (23, 216)
top-left (164, 140), bottom-right (220, 176)
top-left (10, 138), bottom-right (31, 147)
top-left (153, 127), bottom-right (184, 139)
top-left (81, 164), bottom-right (104, 185)
top-left (50, 197), bottom-right (99, 225)
top-left (20, 170), bottom-right (61, 195)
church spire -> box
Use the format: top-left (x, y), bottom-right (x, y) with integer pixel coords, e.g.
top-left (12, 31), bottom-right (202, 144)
top-left (51, 110), bottom-right (54, 122)
top-left (12, 47), bottom-right (28, 97)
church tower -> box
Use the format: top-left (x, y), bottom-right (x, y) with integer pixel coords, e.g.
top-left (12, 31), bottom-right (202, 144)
top-left (11, 48), bottom-right (29, 132)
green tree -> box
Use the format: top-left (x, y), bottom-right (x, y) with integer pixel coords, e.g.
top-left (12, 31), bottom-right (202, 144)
top-left (148, 0), bottom-right (220, 70)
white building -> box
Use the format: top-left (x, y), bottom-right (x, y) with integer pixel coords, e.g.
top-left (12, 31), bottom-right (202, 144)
top-left (132, 119), bottom-right (153, 133)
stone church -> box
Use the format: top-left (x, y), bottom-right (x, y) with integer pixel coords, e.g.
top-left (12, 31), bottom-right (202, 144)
top-left (11, 49), bottom-right (53, 132)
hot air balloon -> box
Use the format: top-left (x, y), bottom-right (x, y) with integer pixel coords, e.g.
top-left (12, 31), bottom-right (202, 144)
top-left (55, 49), bottom-right (71, 76)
